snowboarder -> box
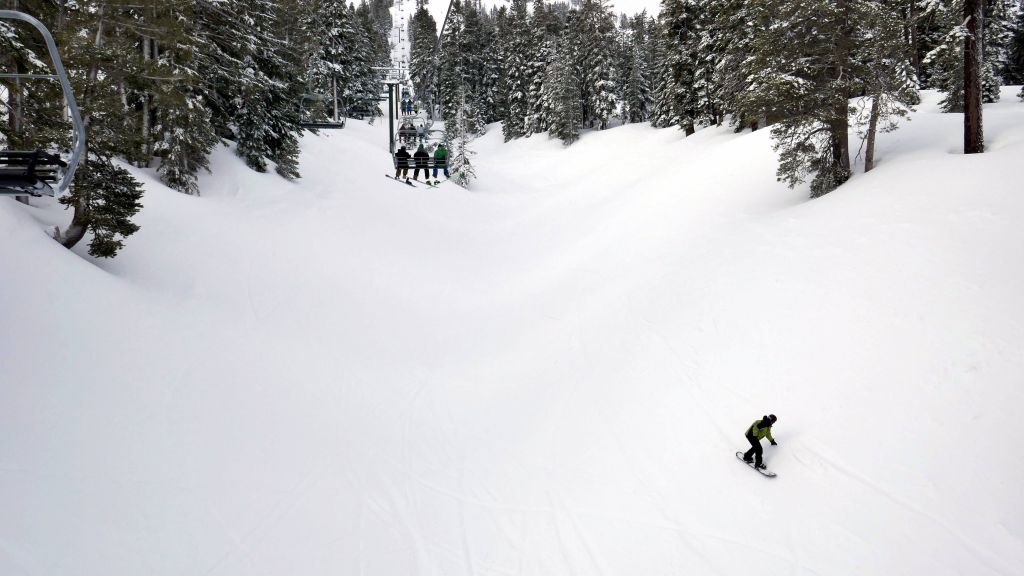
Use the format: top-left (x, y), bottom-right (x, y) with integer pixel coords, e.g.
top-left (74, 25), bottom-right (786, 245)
top-left (413, 144), bottom-right (430, 181)
top-left (394, 146), bottom-right (412, 180)
top-left (742, 414), bottom-right (778, 470)
top-left (432, 143), bottom-right (450, 182)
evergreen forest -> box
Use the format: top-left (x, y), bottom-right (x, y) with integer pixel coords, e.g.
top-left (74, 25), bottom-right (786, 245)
top-left (2, 0), bottom-right (1023, 257)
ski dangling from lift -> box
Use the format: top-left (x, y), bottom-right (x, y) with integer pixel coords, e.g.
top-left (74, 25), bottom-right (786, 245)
top-left (424, 175), bottom-right (457, 188)
top-left (385, 174), bottom-right (416, 187)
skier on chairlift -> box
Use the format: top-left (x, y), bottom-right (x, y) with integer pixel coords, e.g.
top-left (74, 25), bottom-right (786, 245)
top-left (394, 145), bottom-right (412, 180)
top-left (412, 144), bottom-right (430, 181)
top-left (398, 121), bottom-right (416, 143)
top-left (432, 143), bottom-right (449, 184)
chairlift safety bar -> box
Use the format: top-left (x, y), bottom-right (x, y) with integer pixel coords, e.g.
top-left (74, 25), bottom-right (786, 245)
top-left (0, 10), bottom-right (86, 197)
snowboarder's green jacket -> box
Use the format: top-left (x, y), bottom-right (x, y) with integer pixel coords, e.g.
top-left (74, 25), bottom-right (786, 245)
top-left (434, 146), bottom-right (448, 164)
top-left (747, 419), bottom-right (775, 442)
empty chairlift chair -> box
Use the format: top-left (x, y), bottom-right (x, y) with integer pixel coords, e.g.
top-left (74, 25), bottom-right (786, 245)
top-left (299, 93), bottom-right (346, 130)
top-left (0, 10), bottom-right (85, 197)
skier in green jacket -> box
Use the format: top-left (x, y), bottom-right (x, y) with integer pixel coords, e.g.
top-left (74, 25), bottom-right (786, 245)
top-left (743, 414), bottom-right (778, 469)
top-left (432, 143), bottom-right (450, 184)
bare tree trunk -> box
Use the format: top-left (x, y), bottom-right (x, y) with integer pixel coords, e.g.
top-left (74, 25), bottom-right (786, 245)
top-left (964, 0), bottom-right (984, 154)
top-left (332, 76), bottom-right (339, 122)
top-left (140, 35), bottom-right (151, 166)
top-left (11, 78), bottom-right (23, 137)
top-left (864, 93), bottom-right (881, 173)
top-left (7, 0), bottom-right (27, 207)
top-left (62, 5), bottom-right (105, 250)
top-left (3, 0), bottom-right (24, 139)
top-left (831, 117), bottom-right (851, 176)
top-left (908, 0), bottom-right (921, 80)
top-left (831, 0), bottom-right (853, 181)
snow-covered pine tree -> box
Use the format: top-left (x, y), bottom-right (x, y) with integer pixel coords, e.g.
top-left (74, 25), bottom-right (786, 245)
top-left (655, 0), bottom-right (699, 134)
top-left (447, 87), bottom-right (478, 188)
top-left (576, 0), bottom-right (617, 130)
top-left (620, 12), bottom-right (654, 123)
top-left (502, 0), bottom-right (532, 141)
top-left (437, 0), bottom-right (466, 124)
top-left (55, 1), bottom-right (145, 257)
top-left (307, 0), bottom-right (358, 124)
top-left (690, 0), bottom-right (724, 127)
top-left (543, 30), bottom-right (584, 145)
top-left (368, 0), bottom-right (394, 42)
top-left (154, 91), bottom-right (217, 195)
top-left (650, 18), bottom-right (682, 128)
top-left (265, 0), bottom-right (308, 179)
top-left (1007, 2), bottom-right (1024, 88)
top-left (615, 13), bottom-right (633, 110)
top-left (152, 0), bottom-right (219, 195)
top-left (915, 0), bottom-right (951, 87)
top-left (232, 0), bottom-right (305, 179)
top-left (352, 1), bottom-right (388, 115)
top-left (460, 2), bottom-right (488, 100)
top-left (473, 7), bottom-right (498, 123)
top-left (923, 4), bottom-right (967, 111)
top-left (59, 159), bottom-right (144, 258)
top-left (410, 0), bottom-right (439, 115)
top-left (196, 0), bottom-right (293, 175)
top-left (855, 0), bottom-right (920, 172)
top-left (925, 0), bottom-right (1004, 112)
top-left (984, 0), bottom-right (1018, 92)
top-left (437, 0), bottom-right (490, 132)
top-left (713, 0), bottom-right (762, 131)
top-left (525, 0), bottom-right (556, 136)
top-left (482, 6), bottom-right (510, 124)
top-left (740, 0), bottom-right (858, 197)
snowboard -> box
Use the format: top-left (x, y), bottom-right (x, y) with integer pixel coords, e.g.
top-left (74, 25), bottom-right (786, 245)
top-left (385, 174), bottom-right (416, 187)
top-left (736, 451), bottom-right (776, 478)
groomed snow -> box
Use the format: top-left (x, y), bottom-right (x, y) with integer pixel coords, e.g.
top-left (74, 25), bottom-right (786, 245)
top-left (2, 89), bottom-right (1023, 575)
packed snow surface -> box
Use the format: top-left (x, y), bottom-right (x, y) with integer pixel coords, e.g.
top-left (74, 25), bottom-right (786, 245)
top-left (2, 90), bottom-right (1024, 575)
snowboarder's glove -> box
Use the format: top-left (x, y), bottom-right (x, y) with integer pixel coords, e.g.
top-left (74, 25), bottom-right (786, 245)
top-left (770, 440), bottom-right (778, 446)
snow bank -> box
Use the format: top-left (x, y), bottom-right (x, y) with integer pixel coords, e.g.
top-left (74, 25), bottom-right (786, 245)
top-left (1, 89), bottom-right (1022, 575)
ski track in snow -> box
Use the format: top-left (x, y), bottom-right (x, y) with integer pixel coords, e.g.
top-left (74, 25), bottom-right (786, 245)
top-left (796, 440), bottom-right (1014, 575)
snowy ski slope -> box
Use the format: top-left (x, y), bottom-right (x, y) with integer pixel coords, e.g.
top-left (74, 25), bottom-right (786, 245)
top-left (1, 89), bottom-right (1023, 575)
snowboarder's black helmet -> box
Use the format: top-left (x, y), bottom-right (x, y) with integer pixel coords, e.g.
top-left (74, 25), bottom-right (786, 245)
top-left (768, 414), bottom-right (777, 424)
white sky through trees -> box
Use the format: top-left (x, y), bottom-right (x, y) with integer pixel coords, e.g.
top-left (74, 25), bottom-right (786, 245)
top-left (425, 0), bottom-right (661, 37)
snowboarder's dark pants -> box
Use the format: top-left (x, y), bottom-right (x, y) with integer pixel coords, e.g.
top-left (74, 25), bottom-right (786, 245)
top-left (744, 434), bottom-right (763, 466)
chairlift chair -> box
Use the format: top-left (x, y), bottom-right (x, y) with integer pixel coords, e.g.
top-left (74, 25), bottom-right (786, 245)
top-left (298, 93), bottom-right (346, 130)
top-left (0, 10), bottom-right (85, 197)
